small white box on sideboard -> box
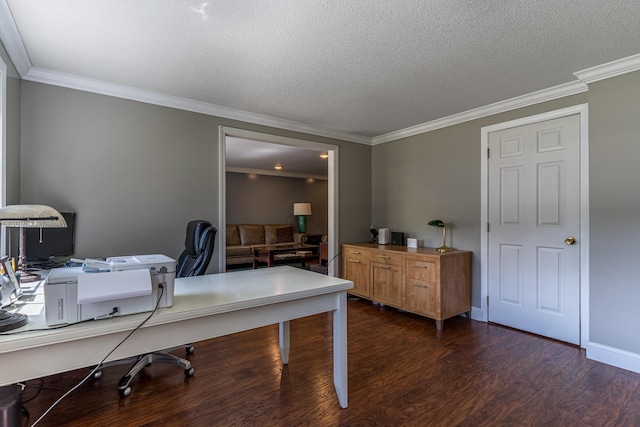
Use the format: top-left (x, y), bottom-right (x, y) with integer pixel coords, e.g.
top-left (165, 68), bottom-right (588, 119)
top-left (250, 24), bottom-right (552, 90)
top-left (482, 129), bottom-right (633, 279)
top-left (378, 228), bottom-right (390, 244)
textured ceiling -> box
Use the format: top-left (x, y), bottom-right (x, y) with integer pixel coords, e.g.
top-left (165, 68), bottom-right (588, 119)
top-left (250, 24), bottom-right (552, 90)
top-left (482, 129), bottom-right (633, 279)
top-left (4, 0), bottom-right (640, 140)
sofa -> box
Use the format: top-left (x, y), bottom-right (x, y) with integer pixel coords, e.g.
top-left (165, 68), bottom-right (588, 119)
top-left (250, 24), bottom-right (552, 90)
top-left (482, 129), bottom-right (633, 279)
top-left (225, 224), bottom-right (306, 267)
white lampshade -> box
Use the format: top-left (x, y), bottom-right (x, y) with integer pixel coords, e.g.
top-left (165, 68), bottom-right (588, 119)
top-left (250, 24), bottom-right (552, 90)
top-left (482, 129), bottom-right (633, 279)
top-left (293, 203), bottom-right (312, 216)
top-left (0, 204), bottom-right (67, 228)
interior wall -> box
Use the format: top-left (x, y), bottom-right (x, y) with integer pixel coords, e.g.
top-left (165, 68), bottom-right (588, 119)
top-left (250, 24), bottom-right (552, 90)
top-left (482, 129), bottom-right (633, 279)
top-left (371, 92), bottom-right (588, 309)
top-left (0, 40), bottom-right (20, 206)
top-left (19, 81), bottom-right (371, 272)
top-left (226, 172), bottom-right (328, 235)
top-left (588, 70), bottom-right (640, 354)
top-left (0, 41), bottom-right (21, 257)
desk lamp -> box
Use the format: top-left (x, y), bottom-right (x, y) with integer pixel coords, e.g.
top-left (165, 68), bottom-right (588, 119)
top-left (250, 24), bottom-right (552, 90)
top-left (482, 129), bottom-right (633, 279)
top-left (0, 204), bottom-right (67, 282)
top-left (428, 219), bottom-right (454, 253)
top-left (293, 203), bottom-right (312, 233)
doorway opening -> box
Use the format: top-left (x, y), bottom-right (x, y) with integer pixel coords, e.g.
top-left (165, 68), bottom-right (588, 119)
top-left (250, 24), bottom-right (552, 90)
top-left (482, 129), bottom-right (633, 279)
top-left (218, 127), bottom-right (339, 275)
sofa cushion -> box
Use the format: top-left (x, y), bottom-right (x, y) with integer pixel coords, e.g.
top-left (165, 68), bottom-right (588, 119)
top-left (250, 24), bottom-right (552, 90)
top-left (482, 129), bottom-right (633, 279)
top-left (276, 226), bottom-right (294, 243)
top-left (238, 224), bottom-right (265, 245)
top-left (262, 224), bottom-right (291, 244)
top-left (226, 224), bottom-right (241, 246)
top-left (226, 245), bottom-right (253, 257)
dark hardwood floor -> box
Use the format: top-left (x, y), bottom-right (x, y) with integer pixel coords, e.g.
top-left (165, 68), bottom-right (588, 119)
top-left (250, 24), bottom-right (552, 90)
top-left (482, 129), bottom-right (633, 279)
top-left (20, 297), bottom-right (640, 426)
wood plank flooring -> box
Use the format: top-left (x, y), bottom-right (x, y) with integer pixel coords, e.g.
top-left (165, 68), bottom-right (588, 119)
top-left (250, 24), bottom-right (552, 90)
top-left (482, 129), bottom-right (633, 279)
top-left (20, 297), bottom-right (640, 426)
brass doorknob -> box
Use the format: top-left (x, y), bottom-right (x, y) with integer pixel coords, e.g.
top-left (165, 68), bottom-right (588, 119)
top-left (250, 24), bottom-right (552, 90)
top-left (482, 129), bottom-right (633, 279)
top-left (565, 236), bottom-right (577, 245)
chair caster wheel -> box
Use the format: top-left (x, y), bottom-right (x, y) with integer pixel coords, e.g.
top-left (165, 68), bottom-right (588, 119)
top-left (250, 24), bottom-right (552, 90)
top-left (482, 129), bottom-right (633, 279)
top-left (119, 386), bottom-right (132, 398)
top-left (93, 369), bottom-right (103, 380)
top-left (185, 367), bottom-right (195, 377)
top-left (186, 345), bottom-right (195, 355)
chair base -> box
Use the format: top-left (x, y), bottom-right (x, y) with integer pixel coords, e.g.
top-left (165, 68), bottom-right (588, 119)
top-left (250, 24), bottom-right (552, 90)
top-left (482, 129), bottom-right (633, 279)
top-left (93, 345), bottom-right (195, 398)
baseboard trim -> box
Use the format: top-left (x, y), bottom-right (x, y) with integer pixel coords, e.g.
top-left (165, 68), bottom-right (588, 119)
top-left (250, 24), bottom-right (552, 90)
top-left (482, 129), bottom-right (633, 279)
top-left (586, 341), bottom-right (640, 374)
top-left (470, 306), bottom-right (485, 322)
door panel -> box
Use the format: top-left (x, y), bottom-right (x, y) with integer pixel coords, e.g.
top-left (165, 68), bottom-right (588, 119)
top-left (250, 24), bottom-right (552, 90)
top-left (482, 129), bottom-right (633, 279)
top-left (488, 114), bottom-right (580, 345)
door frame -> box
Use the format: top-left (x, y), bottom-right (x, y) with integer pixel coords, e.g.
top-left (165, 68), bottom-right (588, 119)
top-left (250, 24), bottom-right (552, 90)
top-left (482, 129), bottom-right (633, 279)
top-left (218, 126), bottom-right (339, 275)
top-left (479, 104), bottom-right (589, 347)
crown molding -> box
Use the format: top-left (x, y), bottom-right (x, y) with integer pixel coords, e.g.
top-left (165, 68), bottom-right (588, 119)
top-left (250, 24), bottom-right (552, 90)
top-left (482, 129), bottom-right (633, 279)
top-left (372, 80), bottom-right (588, 145)
top-left (574, 53), bottom-right (640, 84)
top-left (22, 67), bottom-right (371, 146)
top-left (226, 166), bottom-right (327, 181)
top-left (0, 0), bottom-right (31, 77)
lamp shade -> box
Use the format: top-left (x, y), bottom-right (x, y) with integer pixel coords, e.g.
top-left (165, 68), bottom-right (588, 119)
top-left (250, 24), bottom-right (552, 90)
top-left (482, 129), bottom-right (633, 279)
top-left (428, 219), bottom-right (445, 228)
top-left (0, 205), bottom-right (67, 228)
top-left (293, 203), bottom-right (312, 216)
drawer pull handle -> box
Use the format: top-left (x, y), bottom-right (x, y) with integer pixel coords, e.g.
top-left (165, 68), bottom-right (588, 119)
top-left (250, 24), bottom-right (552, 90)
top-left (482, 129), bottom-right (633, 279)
top-left (415, 266), bottom-right (428, 269)
top-left (349, 260), bottom-right (361, 263)
top-left (378, 256), bottom-right (390, 259)
top-left (413, 284), bottom-right (428, 288)
top-left (379, 265), bottom-right (391, 269)
top-left (350, 251), bottom-right (361, 255)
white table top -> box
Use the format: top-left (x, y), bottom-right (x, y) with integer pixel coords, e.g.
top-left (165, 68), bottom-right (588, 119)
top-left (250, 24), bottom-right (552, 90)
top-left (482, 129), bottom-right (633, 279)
top-left (0, 266), bottom-right (353, 355)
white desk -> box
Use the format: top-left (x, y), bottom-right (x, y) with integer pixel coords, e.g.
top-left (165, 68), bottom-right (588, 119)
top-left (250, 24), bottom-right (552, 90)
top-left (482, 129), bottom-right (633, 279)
top-left (0, 266), bottom-right (353, 408)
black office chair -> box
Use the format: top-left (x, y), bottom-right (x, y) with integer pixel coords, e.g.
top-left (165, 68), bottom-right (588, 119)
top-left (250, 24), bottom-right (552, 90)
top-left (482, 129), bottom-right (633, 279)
top-left (94, 220), bottom-right (217, 397)
top-left (176, 220), bottom-right (216, 277)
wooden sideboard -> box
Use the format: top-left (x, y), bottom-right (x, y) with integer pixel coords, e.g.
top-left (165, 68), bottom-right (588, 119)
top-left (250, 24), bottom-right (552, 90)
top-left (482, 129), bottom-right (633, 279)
top-left (341, 243), bottom-right (472, 330)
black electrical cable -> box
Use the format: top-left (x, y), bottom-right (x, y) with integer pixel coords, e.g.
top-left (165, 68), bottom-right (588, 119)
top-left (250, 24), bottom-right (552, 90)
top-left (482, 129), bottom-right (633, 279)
top-left (29, 284), bottom-right (165, 426)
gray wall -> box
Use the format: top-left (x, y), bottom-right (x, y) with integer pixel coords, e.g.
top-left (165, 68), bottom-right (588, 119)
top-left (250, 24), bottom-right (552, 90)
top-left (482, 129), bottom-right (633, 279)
top-left (0, 41), bottom-right (21, 206)
top-left (226, 172), bottom-right (328, 235)
top-left (18, 81), bottom-right (371, 272)
top-left (1, 42), bottom-right (22, 256)
top-left (589, 70), bottom-right (640, 353)
top-left (372, 93), bottom-right (588, 309)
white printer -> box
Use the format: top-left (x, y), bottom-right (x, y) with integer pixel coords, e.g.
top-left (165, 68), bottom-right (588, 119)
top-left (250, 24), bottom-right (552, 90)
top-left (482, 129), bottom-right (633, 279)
top-left (44, 254), bottom-right (176, 326)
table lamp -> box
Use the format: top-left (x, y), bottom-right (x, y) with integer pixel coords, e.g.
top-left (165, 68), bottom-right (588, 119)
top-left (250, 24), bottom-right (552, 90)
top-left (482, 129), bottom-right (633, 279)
top-left (0, 204), bottom-right (67, 282)
top-left (293, 203), bottom-right (312, 233)
top-left (428, 219), bottom-right (454, 253)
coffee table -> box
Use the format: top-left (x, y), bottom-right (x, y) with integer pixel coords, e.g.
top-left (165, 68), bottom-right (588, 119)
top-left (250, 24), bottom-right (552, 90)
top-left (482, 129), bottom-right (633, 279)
top-left (252, 244), bottom-right (319, 269)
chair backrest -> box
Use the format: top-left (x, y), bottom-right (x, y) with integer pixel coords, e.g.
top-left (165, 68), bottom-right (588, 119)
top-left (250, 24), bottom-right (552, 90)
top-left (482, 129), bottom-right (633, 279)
top-left (176, 220), bottom-right (217, 278)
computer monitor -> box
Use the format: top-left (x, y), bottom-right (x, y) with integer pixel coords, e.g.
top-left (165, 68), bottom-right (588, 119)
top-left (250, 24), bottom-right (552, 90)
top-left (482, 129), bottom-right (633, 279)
top-left (26, 211), bottom-right (76, 263)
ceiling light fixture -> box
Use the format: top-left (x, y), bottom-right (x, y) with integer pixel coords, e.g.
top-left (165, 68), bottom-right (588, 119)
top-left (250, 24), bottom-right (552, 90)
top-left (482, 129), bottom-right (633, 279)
top-left (274, 164), bottom-right (283, 170)
top-left (319, 153), bottom-right (329, 159)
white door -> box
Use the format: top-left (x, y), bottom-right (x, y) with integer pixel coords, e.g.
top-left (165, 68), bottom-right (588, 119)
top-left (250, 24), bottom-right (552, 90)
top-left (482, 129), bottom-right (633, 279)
top-left (488, 114), bottom-right (581, 344)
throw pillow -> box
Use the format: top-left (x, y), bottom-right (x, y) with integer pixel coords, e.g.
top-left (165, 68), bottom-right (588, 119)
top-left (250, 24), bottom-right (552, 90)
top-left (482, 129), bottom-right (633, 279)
top-left (276, 226), bottom-right (294, 243)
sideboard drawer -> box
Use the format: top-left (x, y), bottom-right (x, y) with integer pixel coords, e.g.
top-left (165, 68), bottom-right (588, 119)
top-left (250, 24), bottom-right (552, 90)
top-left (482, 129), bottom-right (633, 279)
top-left (406, 259), bottom-right (436, 282)
top-left (343, 248), bottom-right (369, 262)
top-left (369, 251), bottom-right (402, 266)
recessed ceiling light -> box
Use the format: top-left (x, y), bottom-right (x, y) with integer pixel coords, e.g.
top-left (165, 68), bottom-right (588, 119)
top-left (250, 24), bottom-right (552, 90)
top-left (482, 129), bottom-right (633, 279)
top-left (275, 164), bottom-right (283, 170)
top-left (319, 153), bottom-right (329, 159)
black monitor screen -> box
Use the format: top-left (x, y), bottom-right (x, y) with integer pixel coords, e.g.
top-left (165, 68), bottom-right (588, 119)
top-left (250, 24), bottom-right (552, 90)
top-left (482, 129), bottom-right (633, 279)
top-left (26, 212), bottom-right (76, 262)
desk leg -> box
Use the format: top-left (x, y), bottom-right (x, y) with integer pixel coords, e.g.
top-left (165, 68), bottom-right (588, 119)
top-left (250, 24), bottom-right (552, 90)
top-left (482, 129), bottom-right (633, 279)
top-left (333, 291), bottom-right (348, 408)
top-left (279, 321), bottom-right (290, 365)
